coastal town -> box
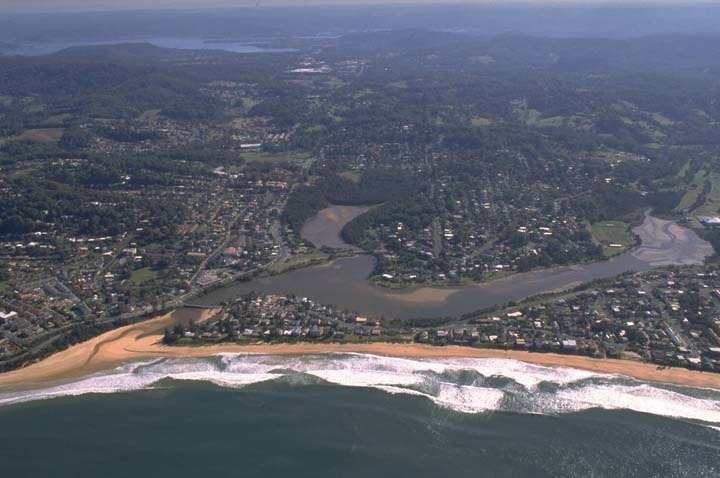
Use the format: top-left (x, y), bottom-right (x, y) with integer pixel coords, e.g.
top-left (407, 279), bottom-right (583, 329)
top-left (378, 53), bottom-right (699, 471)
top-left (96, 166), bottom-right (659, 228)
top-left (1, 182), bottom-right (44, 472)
top-left (162, 294), bottom-right (397, 345)
top-left (157, 264), bottom-right (720, 374)
top-left (5, 5), bottom-right (720, 478)
top-left (2, 31), bottom-right (720, 379)
top-left (0, 158), bottom-right (304, 366)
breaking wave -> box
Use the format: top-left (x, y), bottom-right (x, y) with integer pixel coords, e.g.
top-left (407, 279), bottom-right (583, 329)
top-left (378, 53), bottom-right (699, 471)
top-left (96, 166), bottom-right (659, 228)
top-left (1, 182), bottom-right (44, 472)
top-left (1, 353), bottom-right (719, 425)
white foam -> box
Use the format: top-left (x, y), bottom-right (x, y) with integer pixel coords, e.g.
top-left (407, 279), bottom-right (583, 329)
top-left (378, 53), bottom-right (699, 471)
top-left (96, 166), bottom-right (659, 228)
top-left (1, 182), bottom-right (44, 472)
top-left (1, 353), bottom-right (719, 425)
top-left (254, 354), bottom-right (506, 413)
top-left (282, 353), bottom-right (603, 390)
top-left (441, 357), bottom-right (605, 389)
top-left (435, 383), bottom-right (505, 413)
top-left (376, 383), bottom-right (504, 413)
top-left (304, 353), bottom-right (604, 389)
top-left (312, 353), bottom-right (451, 374)
top-left (297, 354), bottom-right (443, 387)
top-left (0, 361), bottom-right (161, 406)
top-left (307, 369), bottom-right (425, 388)
top-left (160, 371), bottom-right (280, 388)
top-left (554, 384), bottom-right (720, 424)
top-left (0, 357), bottom-right (280, 407)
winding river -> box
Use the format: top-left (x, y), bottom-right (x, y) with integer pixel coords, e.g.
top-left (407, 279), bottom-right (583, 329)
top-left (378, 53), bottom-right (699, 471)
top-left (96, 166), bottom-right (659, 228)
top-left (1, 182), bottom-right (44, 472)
top-left (194, 206), bottom-right (713, 319)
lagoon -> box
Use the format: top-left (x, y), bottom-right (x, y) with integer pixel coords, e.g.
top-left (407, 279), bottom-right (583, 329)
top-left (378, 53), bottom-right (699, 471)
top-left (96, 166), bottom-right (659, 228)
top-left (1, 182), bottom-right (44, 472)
top-left (194, 207), bottom-right (713, 319)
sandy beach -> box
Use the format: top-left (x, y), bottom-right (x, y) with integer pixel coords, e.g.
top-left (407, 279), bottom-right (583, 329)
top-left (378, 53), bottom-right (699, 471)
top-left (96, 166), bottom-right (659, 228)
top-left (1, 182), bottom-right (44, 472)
top-left (1, 308), bottom-right (720, 390)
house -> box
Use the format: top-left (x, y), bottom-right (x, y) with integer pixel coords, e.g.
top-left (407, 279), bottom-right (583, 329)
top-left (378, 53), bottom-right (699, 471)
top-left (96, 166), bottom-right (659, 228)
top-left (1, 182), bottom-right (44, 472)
top-left (0, 310), bottom-right (18, 320)
top-left (562, 339), bottom-right (577, 351)
top-left (700, 216), bottom-right (720, 228)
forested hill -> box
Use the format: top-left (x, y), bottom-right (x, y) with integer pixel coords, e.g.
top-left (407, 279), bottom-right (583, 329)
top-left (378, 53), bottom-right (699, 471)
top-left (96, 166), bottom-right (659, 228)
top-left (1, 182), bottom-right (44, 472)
top-left (331, 31), bottom-right (720, 78)
top-left (50, 43), bottom-right (194, 63)
top-left (0, 58), bottom-right (218, 121)
top-left (0, 43), bottom-right (294, 122)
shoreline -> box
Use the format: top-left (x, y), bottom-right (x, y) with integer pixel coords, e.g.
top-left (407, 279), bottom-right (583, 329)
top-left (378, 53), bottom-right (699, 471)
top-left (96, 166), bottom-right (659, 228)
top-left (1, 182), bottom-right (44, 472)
top-left (1, 309), bottom-right (720, 391)
top-left (195, 211), bottom-right (714, 319)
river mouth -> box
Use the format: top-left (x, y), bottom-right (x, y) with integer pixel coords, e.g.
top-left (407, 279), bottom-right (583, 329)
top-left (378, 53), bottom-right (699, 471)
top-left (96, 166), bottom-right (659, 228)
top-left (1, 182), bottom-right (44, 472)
top-left (193, 207), bottom-right (714, 319)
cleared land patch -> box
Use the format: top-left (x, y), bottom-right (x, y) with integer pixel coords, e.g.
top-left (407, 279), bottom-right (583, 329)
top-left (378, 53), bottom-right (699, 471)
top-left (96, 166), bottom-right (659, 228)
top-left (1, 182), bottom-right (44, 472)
top-left (471, 116), bottom-right (493, 126)
top-left (240, 151), bottom-right (309, 164)
top-left (675, 169), bottom-right (707, 212)
top-left (590, 221), bottom-right (635, 257)
top-left (130, 267), bottom-right (160, 286)
top-left (688, 172), bottom-right (720, 219)
top-left (270, 254), bottom-right (328, 274)
top-left (14, 128), bottom-right (64, 143)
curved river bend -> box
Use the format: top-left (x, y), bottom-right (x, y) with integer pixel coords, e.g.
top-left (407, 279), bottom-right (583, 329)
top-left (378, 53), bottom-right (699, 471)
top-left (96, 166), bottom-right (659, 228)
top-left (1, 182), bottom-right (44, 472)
top-left (194, 207), bottom-right (713, 319)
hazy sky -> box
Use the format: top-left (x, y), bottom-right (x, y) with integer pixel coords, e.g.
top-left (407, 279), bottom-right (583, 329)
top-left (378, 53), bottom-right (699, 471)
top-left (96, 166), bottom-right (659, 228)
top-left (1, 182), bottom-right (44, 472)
top-left (1, 0), bottom-right (715, 14)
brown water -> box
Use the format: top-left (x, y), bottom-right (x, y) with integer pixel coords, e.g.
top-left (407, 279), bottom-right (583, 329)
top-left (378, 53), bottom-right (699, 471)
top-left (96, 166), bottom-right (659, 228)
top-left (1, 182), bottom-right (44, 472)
top-left (300, 204), bottom-right (372, 250)
top-left (194, 208), bottom-right (713, 319)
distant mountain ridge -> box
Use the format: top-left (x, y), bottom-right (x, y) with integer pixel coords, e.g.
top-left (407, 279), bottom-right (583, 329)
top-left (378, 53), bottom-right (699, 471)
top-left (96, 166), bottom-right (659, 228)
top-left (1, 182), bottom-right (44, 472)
top-left (1, 4), bottom-right (720, 44)
top-left (331, 30), bottom-right (720, 78)
top-left (0, 41), bottom-right (19, 54)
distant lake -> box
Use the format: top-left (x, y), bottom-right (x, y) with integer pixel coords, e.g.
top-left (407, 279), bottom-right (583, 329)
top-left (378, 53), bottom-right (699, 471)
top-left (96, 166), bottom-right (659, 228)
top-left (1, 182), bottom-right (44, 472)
top-left (5, 37), bottom-right (294, 56)
top-left (194, 207), bottom-right (714, 319)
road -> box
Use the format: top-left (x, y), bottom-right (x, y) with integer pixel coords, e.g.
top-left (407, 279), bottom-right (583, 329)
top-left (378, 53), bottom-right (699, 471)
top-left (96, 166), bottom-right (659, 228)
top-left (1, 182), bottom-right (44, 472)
top-left (1, 162), bottom-right (313, 370)
top-left (190, 212), bottom-right (241, 286)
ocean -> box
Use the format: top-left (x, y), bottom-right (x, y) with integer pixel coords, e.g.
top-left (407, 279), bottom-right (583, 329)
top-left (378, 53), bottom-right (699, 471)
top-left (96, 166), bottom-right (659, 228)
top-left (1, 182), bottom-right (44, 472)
top-left (1, 354), bottom-right (719, 477)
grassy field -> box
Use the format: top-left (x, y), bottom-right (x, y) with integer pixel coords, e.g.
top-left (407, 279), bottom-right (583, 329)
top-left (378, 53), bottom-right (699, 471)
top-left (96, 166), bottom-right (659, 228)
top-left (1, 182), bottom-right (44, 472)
top-left (675, 169), bottom-right (707, 212)
top-left (326, 77), bottom-right (346, 89)
top-left (689, 172), bottom-right (720, 218)
top-left (590, 221), bottom-right (635, 257)
top-left (651, 112), bottom-right (674, 126)
top-left (472, 54), bottom-right (495, 64)
top-left (516, 107), bottom-right (542, 125)
top-left (305, 125), bottom-right (327, 133)
top-left (536, 116), bottom-right (566, 127)
top-left (676, 160), bottom-right (691, 179)
top-left (339, 171), bottom-right (362, 183)
top-left (620, 116), bottom-right (667, 141)
top-left (471, 116), bottom-right (493, 126)
top-left (13, 128), bottom-right (64, 143)
top-left (44, 113), bottom-right (72, 125)
top-left (511, 100), bottom-right (565, 127)
top-left (566, 114), bottom-right (593, 129)
top-left (240, 151), bottom-right (309, 164)
top-left (241, 97), bottom-right (259, 110)
top-left (328, 111), bottom-right (344, 123)
top-left (137, 109), bottom-right (161, 122)
top-left (130, 267), bottom-right (160, 286)
top-left (270, 254), bottom-right (328, 274)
